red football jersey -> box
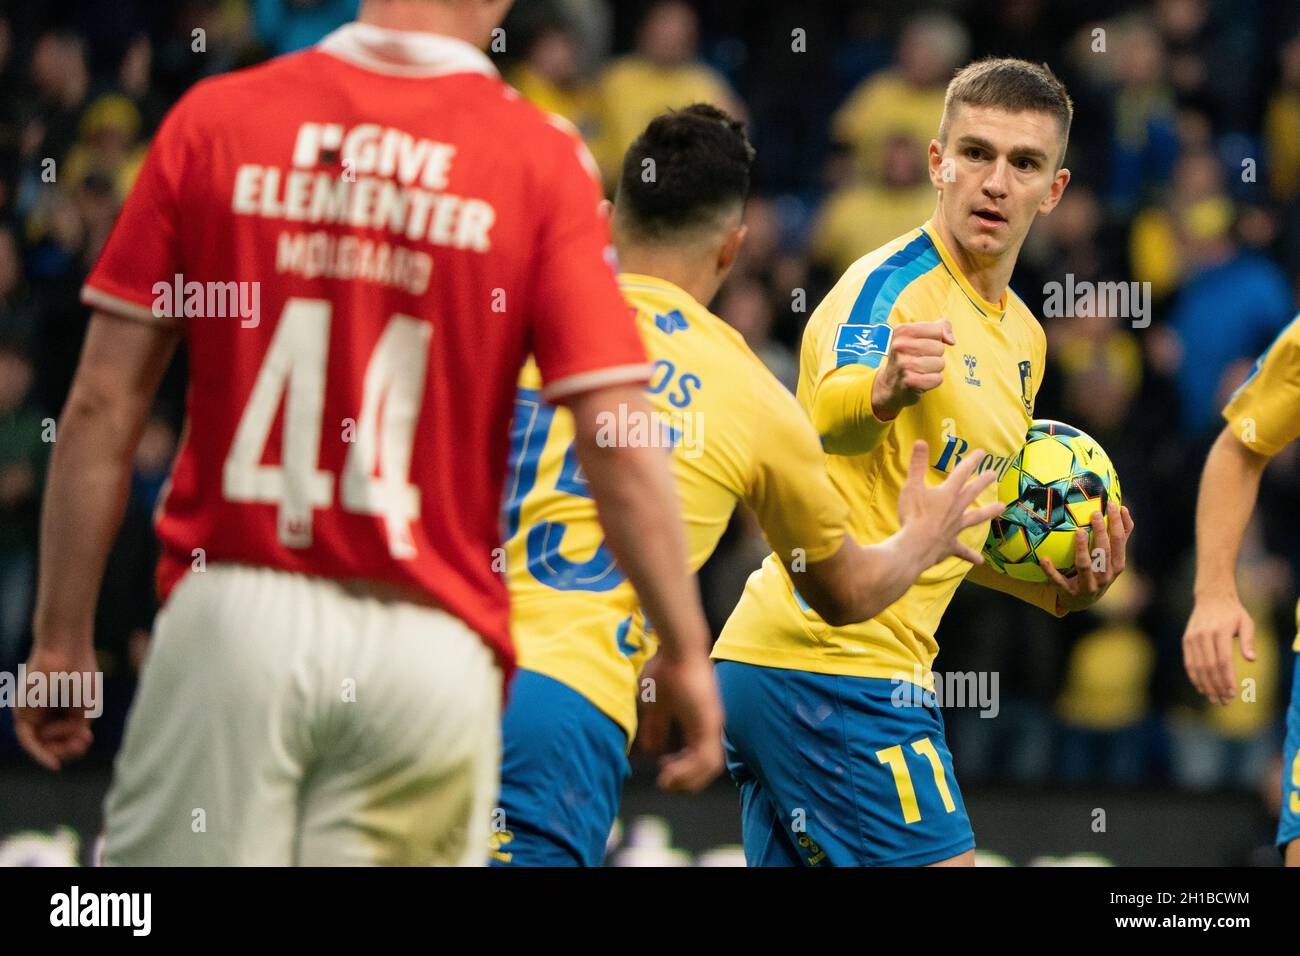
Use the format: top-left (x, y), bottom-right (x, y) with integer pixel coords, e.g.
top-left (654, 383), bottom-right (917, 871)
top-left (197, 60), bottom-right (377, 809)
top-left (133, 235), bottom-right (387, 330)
top-left (81, 24), bottom-right (650, 674)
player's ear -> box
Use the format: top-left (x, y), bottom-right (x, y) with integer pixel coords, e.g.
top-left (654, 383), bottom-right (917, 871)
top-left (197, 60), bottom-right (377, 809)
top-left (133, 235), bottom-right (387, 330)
top-left (718, 223), bottom-right (748, 273)
top-left (927, 139), bottom-right (948, 191)
top-left (1038, 167), bottom-right (1070, 216)
top-left (598, 199), bottom-right (615, 223)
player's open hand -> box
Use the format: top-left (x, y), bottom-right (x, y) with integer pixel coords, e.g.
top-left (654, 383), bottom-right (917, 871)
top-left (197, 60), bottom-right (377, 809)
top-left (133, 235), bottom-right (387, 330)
top-left (14, 645), bottom-right (98, 771)
top-left (1182, 593), bottom-right (1255, 706)
top-left (898, 440), bottom-right (1003, 567)
top-left (1039, 501), bottom-right (1133, 612)
top-left (642, 650), bottom-right (724, 794)
top-left (871, 320), bottom-right (956, 420)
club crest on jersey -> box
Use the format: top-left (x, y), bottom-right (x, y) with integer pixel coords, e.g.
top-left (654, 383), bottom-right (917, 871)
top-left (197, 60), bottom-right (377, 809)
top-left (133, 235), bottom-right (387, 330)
top-left (834, 323), bottom-right (892, 369)
top-left (963, 353), bottom-right (981, 386)
top-left (655, 309), bottom-right (689, 335)
top-left (1018, 360), bottom-right (1033, 415)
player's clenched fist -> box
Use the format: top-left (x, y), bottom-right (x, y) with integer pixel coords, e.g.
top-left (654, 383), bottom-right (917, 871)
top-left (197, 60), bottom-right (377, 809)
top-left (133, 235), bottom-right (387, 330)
top-left (871, 320), bottom-right (956, 420)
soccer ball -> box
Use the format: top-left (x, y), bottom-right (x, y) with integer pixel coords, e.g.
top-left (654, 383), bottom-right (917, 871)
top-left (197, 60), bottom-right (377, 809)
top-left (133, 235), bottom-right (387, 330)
top-left (982, 419), bottom-right (1122, 583)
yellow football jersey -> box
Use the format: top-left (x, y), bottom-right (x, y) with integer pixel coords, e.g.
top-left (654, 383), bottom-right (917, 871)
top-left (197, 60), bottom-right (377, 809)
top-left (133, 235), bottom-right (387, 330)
top-left (505, 273), bottom-right (849, 740)
top-left (712, 222), bottom-right (1051, 686)
top-left (1222, 312), bottom-right (1300, 650)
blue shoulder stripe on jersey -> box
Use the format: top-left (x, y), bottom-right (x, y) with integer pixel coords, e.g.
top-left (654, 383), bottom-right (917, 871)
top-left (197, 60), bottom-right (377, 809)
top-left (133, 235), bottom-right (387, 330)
top-left (837, 231), bottom-right (942, 369)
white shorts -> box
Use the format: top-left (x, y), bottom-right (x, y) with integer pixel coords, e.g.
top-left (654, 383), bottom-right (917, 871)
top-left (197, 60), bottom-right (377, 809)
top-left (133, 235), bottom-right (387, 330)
top-left (102, 563), bottom-right (502, 866)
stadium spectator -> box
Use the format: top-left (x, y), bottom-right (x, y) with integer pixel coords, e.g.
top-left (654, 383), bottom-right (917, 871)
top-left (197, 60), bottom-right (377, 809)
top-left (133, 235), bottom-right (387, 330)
top-left (590, 0), bottom-right (741, 186)
top-left (1055, 575), bottom-right (1158, 787)
top-left (830, 12), bottom-right (967, 181)
top-left (115, 35), bottom-right (169, 139)
top-left (1265, 32), bottom-right (1300, 206)
top-left (1168, 196), bottom-right (1293, 437)
top-left (23, 31), bottom-right (90, 173)
top-left (1129, 149), bottom-right (1227, 301)
top-left (1153, 0), bottom-right (1256, 132)
top-left (0, 336), bottom-right (45, 668)
top-left (1100, 17), bottom-right (1180, 215)
top-left (810, 131), bottom-right (935, 277)
top-left (61, 95), bottom-right (147, 203)
top-left (505, 21), bottom-right (596, 136)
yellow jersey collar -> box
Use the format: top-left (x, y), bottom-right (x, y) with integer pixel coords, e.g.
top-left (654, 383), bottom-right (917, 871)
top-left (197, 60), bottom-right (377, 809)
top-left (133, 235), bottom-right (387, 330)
top-left (922, 222), bottom-right (1009, 320)
top-left (618, 272), bottom-right (750, 346)
top-left (617, 272), bottom-right (699, 307)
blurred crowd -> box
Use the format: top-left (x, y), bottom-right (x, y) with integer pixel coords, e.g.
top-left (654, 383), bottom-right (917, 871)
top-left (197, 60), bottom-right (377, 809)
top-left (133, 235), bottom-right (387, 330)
top-left (1, 0), bottom-right (1299, 809)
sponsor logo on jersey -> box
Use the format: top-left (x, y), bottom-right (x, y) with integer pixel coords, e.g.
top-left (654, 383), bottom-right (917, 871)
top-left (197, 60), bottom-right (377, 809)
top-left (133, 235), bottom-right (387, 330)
top-left (933, 434), bottom-right (1016, 481)
top-left (834, 323), bottom-right (892, 368)
top-left (654, 309), bottom-right (689, 335)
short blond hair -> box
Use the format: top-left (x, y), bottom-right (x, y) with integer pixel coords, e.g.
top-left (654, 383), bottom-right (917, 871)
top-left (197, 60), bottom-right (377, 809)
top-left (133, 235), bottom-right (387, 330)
top-left (938, 58), bottom-right (1074, 167)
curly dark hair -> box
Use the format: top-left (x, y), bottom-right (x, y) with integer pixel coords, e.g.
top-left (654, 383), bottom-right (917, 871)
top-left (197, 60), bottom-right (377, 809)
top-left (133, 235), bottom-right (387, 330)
top-left (615, 102), bottom-right (755, 241)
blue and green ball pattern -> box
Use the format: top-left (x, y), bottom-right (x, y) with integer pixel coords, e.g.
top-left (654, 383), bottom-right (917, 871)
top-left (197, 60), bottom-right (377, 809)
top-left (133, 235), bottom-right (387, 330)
top-left (982, 420), bottom-right (1122, 583)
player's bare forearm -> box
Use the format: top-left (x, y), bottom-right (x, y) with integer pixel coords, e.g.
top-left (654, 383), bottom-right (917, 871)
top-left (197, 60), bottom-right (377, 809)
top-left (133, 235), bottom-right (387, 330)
top-left (796, 533), bottom-right (928, 626)
top-left (966, 560), bottom-right (1065, 616)
top-left (1183, 426), bottom-right (1269, 703)
top-left (1192, 426), bottom-right (1268, 600)
top-left (33, 313), bottom-right (179, 655)
top-left (794, 439), bottom-right (1001, 625)
top-left (568, 386), bottom-right (711, 660)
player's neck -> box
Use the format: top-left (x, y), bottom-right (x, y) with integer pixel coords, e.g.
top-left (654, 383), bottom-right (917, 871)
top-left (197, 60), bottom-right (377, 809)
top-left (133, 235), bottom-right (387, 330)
top-left (929, 212), bottom-right (1018, 306)
top-left (616, 246), bottom-right (721, 308)
top-left (357, 1), bottom-right (485, 47)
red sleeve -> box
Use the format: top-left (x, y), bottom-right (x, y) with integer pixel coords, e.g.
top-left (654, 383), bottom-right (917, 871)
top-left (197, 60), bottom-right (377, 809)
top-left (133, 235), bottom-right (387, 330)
top-left (527, 132), bottom-right (650, 404)
top-left (81, 94), bottom-right (190, 327)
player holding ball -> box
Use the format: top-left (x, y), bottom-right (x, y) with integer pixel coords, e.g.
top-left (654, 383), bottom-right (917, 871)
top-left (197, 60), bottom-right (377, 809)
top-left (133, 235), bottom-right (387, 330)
top-left (712, 57), bottom-right (1134, 867)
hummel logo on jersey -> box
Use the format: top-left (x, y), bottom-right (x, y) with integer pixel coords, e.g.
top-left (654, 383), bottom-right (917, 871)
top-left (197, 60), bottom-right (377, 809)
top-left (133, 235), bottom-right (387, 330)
top-left (834, 323), bottom-right (892, 369)
top-left (963, 353), bottom-right (981, 386)
top-left (655, 309), bottom-right (689, 335)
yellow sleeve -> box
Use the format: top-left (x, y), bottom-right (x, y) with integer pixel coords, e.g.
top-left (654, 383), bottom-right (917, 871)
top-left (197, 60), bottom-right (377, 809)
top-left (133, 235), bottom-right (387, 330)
top-left (743, 368), bottom-right (850, 565)
top-left (1222, 314), bottom-right (1300, 457)
top-left (811, 364), bottom-right (896, 456)
top-left (966, 561), bottom-right (1066, 617)
top-left (806, 279), bottom-right (899, 457)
